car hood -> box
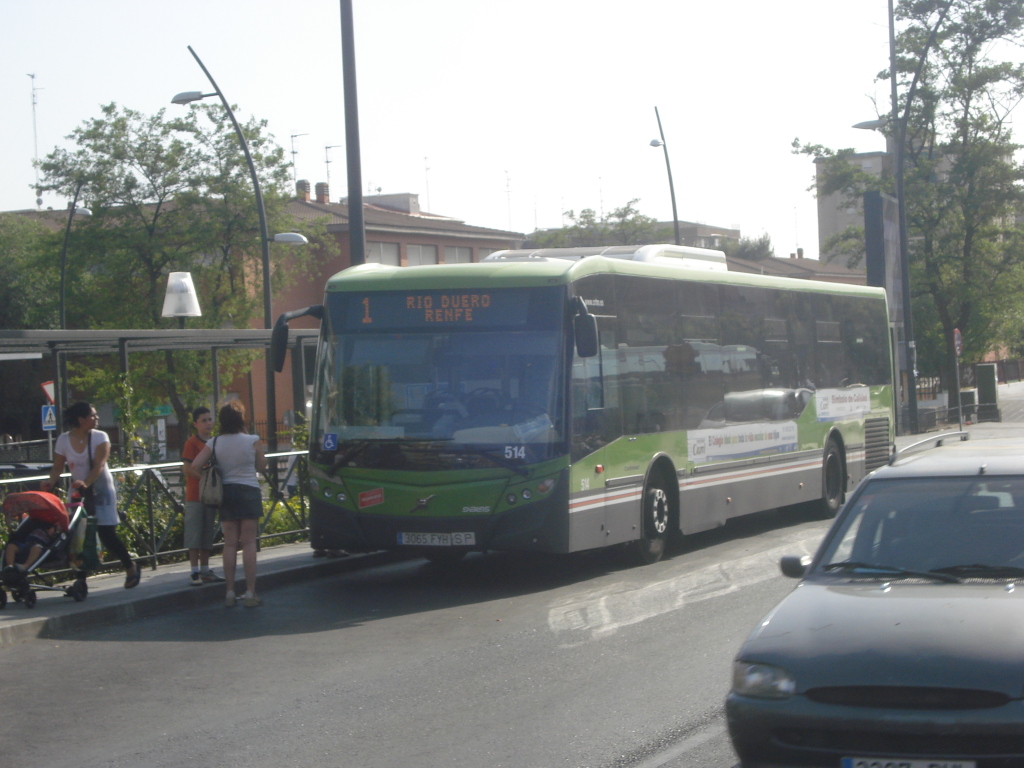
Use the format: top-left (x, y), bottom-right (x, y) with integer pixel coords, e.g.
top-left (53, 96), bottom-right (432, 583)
top-left (741, 581), bottom-right (1024, 697)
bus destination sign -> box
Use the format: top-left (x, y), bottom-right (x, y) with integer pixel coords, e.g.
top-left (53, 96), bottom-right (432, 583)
top-left (346, 290), bottom-right (530, 329)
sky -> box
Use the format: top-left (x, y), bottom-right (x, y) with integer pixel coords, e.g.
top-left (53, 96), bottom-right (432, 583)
top-left (1, 0), bottom-right (912, 259)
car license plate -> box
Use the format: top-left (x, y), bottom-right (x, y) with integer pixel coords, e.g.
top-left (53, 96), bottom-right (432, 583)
top-left (397, 532), bottom-right (476, 546)
top-left (842, 759), bottom-right (975, 768)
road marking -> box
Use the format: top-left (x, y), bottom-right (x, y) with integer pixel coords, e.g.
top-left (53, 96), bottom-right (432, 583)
top-left (547, 537), bottom-right (818, 642)
top-left (630, 723), bottom-right (727, 768)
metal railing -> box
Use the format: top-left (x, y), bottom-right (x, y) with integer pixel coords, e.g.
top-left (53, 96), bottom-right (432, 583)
top-left (0, 450), bottom-right (311, 581)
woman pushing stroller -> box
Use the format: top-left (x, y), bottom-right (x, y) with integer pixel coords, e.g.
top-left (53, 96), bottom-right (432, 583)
top-left (42, 402), bottom-right (140, 589)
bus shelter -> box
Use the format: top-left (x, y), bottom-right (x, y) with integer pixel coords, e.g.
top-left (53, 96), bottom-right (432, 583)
top-left (0, 328), bottom-right (319, 450)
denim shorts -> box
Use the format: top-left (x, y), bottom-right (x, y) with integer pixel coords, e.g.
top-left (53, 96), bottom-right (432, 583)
top-left (219, 484), bottom-right (263, 521)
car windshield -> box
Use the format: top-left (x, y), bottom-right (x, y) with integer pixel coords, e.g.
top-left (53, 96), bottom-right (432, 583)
top-left (818, 476), bottom-right (1024, 577)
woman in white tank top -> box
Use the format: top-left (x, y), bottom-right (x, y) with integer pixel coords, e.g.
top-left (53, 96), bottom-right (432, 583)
top-left (187, 401), bottom-right (266, 607)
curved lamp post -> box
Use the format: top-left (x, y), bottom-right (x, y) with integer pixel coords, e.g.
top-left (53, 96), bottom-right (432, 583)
top-left (650, 106), bottom-right (680, 246)
top-left (55, 183), bottom-right (91, 425)
top-left (59, 182), bottom-right (92, 331)
top-left (172, 46), bottom-right (308, 463)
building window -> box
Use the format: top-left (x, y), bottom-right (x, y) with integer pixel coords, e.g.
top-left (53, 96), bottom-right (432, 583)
top-left (407, 244), bottom-right (438, 266)
top-left (367, 242), bottom-right (399, 265)
top-left (445, 246), bottom-right (473, 263)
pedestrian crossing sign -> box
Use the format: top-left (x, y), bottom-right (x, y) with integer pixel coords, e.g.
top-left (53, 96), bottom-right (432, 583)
top-left (41, 405), bottom-right (57, 431)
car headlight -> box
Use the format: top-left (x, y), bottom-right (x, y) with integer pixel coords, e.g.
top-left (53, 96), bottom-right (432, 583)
top-left (732, 661), bottom-right (796, 699)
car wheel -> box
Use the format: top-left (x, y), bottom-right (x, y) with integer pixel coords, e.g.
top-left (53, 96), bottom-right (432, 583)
top-left (631, 481), bottom-right (670, 565)
top-left (817, 439), bottom-right (845, 518)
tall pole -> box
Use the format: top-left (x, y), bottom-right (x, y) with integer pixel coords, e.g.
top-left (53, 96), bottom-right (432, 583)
top-left (340, 0), bottom-right (366, 265)
top-left (654, 107), bottom-right (680, 246)
top-left (59, 181), bottom-right (84, 332)
top-left (889, 0), bottom-right (919, 433)
top-left (186, 45), bottom-right (279, 456)
top-left (57, 181), bottom-right (85, 425)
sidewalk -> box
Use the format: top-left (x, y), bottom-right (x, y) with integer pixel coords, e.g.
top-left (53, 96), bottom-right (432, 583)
top-left (0, 542), bottom-right (398, 646)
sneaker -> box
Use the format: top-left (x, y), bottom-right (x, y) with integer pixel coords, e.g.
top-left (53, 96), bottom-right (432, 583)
top-left (200, 569), bottom-right (225, 583)
top-left (189, 572), bottom-right (203, 587)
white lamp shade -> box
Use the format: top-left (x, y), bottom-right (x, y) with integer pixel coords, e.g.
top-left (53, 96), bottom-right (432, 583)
top-left (162, 272), bottom-right (202, 317)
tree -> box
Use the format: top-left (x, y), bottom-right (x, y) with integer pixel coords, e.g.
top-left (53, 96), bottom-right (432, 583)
top-left (796, 0), bottom-right (1024, 401)
top-left (528, 199), bottom-right (670, 247)
top-left (0, 213), bottom-right (57, 330)
top-left (722, 233), bottom-right (776, 262)
top-left (36, 103), bottom-right (335, 449)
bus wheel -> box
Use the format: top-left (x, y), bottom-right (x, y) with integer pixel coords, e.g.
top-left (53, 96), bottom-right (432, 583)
top-left (631, 483), bottom-right (670, 565)
top-left (817, 439), bottom-right (845, 518)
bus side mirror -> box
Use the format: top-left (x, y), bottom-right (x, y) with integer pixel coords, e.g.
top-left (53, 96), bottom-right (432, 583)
top-left (574, 313), bottom-right (599, 358)
top-left (271, 318), bottom-right (290, 373)
top-left (271, 305), bottom-right (324, 372)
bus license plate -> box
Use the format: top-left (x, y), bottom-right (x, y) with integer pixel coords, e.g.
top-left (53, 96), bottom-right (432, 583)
top-left (842, 759), bottom-right (975, 768)
top-left (397, 532), bottom-right (476, 546)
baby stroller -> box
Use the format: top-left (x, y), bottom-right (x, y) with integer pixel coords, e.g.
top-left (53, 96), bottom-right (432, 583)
top-left (1, 491), bottom-right (89, 609)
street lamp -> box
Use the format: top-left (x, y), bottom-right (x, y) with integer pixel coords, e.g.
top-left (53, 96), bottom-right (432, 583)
top-left (58, 183), bottom-right (92, 331)
top-left (173, 46), bottom-right (309, 465)
top-left (849, 0), bottom-right (919, 434)
top-left (161, 272), bottom-right (202, 329)
top-left (650, 106), bottom-right (680, 246)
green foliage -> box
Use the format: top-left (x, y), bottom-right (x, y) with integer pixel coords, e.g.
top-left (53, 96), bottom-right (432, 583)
top-left (796, 0), bottom-right (1024, 395)
top-left (33, 103), bottom-right (335, 450)
top-left (722, 233), bottom-right (776, 262)
top-left (529, 199), bottom-right (670, 247)
top-left (0, 214), bottom-right (59, 330)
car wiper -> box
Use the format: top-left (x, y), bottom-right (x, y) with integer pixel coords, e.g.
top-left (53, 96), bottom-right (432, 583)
top-left (931, 563), bottom-right (1024, 579)
top-left (822, 560), bottom-right (961, 583)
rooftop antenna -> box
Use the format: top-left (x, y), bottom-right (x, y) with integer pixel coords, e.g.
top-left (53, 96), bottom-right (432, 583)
top-left (424, 156), bottom-right (431, 211)
top-left (324, 144), bottom-right (342, 185)
top-left (28, 73), bottom-right (42, 207)
top-left (290, 133), bottom-right (308, 184)
top-left (505, 170), bottom-right (512, 231)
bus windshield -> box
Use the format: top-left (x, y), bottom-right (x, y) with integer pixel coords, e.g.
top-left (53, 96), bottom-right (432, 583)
top-left (312, 287), bottom-right (567, 465)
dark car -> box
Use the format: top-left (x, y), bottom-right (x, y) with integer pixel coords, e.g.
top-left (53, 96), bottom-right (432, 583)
top-left (727, 433), bottom-right (1024, 768)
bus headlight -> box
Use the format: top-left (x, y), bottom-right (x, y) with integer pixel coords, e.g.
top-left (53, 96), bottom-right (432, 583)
top-left (536, 478), bottom-right (556, 494)
top-left (732, 661), bottom-right (796, 699)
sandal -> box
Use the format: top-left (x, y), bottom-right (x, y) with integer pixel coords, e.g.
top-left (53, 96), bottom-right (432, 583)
top-left (124, 563), bottom-right (141, 589)
top-left (225, 592), bottom-right (237, 608)
top-left (242, 594), bottom-right (262, 608)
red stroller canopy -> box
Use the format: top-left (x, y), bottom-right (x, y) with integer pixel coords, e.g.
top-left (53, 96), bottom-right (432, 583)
top-left (2, 491), bottom-right (71, 533)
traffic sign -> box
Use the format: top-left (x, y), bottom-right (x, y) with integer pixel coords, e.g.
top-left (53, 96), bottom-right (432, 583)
top-left (954, 327), bottom-right (963, 357)
top-left (41, 380), bottom-right (54, 405)
top-left (41, 405), bottom-right (57, 431)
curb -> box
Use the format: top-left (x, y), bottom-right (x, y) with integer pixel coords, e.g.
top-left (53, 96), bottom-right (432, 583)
top-left (0, 550), bottom-right (406, 646)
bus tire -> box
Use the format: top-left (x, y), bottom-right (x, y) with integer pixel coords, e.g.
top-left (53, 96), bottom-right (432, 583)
top-left (816, 439), bottom-right (845, 518)
top-left (631, 481), bottom-right (670, 565)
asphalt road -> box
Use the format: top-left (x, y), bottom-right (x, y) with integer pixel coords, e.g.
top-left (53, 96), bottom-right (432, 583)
top-left (0, 505), bottom-right (830, 768)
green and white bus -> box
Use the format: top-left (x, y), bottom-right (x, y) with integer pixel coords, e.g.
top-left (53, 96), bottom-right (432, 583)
top-left (273, 244), bottom-right (894, 565)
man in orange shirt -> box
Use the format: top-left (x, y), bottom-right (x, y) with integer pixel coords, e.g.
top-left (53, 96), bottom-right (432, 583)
top-left (181, 407), bottom-right (225, 586)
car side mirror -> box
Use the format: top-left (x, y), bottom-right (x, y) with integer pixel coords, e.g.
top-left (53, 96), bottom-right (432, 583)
top-left (780, 555), bottom-right (809, 578)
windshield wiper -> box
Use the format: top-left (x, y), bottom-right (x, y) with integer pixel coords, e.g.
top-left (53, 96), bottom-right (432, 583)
top-left (822, 560), bottom-right (961, 583)
top-left (931, 563), bottom-right (1024, 579)
top-left (327, 441), bottom-right (369, 476)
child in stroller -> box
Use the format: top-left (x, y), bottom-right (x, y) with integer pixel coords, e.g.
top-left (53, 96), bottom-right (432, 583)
top-left (1, 491), bottom-right (88, 609)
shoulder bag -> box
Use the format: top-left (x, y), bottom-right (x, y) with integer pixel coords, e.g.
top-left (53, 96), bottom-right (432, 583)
top-left (199, 437), bottom-right (223, 507)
